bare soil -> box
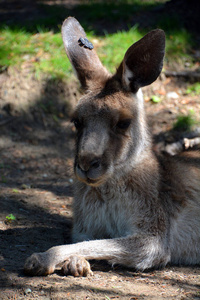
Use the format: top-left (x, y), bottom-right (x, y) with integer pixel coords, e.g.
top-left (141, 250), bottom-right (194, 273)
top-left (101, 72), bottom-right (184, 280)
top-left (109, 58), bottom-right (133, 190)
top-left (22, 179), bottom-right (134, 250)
top-left (0, 65), bottom-right (200, 300)
top-left (0, 0), bottom-right (200, 299)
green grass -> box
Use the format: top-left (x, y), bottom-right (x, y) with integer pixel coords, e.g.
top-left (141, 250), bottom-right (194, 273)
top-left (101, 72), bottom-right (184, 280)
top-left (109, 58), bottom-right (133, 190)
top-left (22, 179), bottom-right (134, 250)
top-left (6, 214), bottom-right (16, 222)
top-left (0, 26), bottom-right (144, 77)
top-left (186, 83), bottom-right (200, 96)
top-left (173, 114), bottom-right (197, 132)
top-left (0, 28), bottom-right (72, 78)
top-left (97, 26), bottom-right (143, 72)
top-left (1, 25), bottom-right (194, 78)
top-left (164, 29), bottom-right (194, 65)
top-left (155, 13), bottom-right (195, 65)
top-left (0, 28), bottom-right (32, 66)
top-left (0, 0), bottom-right (196, 78)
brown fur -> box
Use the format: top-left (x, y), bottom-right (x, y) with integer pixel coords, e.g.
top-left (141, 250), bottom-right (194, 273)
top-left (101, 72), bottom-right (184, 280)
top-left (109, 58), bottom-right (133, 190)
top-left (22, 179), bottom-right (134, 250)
top-left (24, 17), bottom-right (200, 277)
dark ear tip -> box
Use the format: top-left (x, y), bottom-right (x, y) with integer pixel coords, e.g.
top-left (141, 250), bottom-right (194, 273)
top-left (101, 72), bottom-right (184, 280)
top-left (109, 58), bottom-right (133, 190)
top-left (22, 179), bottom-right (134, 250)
top-left (154, 28), bottom-right (165, 35)
top-left (146, 29), bottom-right (165, 52)
top-left (152, 29), bottom-right (165, 43)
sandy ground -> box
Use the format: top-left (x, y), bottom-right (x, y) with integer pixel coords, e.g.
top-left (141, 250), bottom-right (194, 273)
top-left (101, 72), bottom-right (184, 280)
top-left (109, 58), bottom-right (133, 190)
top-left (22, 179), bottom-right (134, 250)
top-left (0, 66), bottom-right (200, 299)
top-left (0, 0), bottom-right (200, 298)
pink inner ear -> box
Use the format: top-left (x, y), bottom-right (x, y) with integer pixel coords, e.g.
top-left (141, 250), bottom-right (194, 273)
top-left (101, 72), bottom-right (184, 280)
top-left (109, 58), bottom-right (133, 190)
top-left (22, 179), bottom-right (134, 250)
top-left (122, 64), bottom-right (134, 89)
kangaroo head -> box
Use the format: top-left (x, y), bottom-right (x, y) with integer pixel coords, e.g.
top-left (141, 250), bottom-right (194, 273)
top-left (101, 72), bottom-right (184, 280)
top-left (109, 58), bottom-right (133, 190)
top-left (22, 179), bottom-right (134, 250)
top-left (62, 17), bottom-right (165, 187)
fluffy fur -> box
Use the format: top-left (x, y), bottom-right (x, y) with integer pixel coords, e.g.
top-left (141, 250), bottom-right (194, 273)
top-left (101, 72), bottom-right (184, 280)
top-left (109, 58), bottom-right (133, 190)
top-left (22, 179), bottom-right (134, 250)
top-left (24, 17), bottom-right (200, 277)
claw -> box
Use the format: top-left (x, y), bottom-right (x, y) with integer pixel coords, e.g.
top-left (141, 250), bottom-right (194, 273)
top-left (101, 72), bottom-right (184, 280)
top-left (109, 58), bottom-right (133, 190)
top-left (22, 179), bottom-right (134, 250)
top-left (61, 255), bottom-right (93, 277)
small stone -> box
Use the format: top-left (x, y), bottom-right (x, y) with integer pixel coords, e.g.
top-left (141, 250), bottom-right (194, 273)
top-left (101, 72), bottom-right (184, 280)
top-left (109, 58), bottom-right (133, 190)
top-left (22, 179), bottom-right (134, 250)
top-left (167, 91), bottom-right (179, 99)
top-left (24, 288), bottom-right (32, 295)
top-left (23, 54), bottom-right (31, 60)
top-left (21, 184), bottom-right (30, 189)
top-left (39, 290), bottom-right (45, 295)
top-left (110, 275), bottom-right (118, 281)
top-left (19, 164), bottom-right (25, 170)
top-left (185, 62), bottom-right (191, 68)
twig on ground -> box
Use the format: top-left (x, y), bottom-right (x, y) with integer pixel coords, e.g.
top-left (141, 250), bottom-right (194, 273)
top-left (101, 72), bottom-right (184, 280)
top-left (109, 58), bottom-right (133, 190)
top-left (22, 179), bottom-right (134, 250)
top-left (164, 70), bottom-right (200, 81)
top-left (164, 137), bottom-right (200, 155)
top-left (0, 117), bottom-right (16, 127)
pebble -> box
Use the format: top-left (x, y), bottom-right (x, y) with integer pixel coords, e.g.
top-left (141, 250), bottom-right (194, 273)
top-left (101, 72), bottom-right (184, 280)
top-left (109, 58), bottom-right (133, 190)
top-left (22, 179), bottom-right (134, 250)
top-left (24, 288), bottom-right (32, 295)
top-left (167, 91), bottom-right (179, 99)
top-left (22, 55), bottom-right (31, 60)
top-left (110, 275), bottom-right (118, 281)
top-left (19, 164), bottom-right (25, 170)
top-left (39, 290), bottom-right (45, 295)
top-left (21, 184), bottom-right (31, 189)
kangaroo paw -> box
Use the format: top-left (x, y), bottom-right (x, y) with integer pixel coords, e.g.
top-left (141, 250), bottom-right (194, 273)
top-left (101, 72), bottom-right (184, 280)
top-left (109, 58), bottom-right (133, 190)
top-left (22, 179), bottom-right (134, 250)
top-left (61, 255), bottom-right (93, 277)
top-left (24, 253), bottom-right (55, 276)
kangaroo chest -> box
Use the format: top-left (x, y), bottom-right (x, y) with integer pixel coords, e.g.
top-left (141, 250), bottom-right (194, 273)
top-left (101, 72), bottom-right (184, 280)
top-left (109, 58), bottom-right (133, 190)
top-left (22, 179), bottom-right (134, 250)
top-left (73, 183), bottom-right (139, 240)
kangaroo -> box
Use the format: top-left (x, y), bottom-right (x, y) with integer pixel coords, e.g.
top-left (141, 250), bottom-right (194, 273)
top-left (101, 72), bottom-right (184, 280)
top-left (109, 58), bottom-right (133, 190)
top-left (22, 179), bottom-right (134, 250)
top-left (24, 17), bottom-right (200, 277)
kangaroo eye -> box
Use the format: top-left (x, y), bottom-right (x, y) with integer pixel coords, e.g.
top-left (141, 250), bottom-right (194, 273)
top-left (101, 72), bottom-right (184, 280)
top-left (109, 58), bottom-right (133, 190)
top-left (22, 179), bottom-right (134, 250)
top-left (117, 119), bottom-right (131, 130)
top-left (72, 118), bottom-right (82, 130)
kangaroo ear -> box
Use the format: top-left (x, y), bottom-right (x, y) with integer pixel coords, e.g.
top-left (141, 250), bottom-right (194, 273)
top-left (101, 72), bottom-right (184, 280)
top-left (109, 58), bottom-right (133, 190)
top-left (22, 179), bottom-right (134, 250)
top-left (117, 29), bottom-right (165, 93)
top-left (62, 17), bottom-right (109, 90)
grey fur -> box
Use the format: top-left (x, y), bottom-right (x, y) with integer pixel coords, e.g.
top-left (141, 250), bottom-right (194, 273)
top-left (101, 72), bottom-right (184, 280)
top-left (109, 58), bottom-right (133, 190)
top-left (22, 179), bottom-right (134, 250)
top-left (24, 18), bottom-right (200, 277)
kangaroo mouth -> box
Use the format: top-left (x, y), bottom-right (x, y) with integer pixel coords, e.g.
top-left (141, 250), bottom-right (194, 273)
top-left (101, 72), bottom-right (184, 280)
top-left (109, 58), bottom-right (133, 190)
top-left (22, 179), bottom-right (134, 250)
top-left (75, 169), bottom-right (105, 187)
top-left (76, 173), bottom-right (106, 187)
top-left (75, 163), bottom-right (108, 186)
top-left (86, 177), bottom-right (103, 186)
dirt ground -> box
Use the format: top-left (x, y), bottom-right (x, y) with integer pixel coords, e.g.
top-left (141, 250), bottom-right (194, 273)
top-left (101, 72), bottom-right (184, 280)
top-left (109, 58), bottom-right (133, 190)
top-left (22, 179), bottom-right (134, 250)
top-left (0, 0), bottom-right (200, 299)
top-left (0, 66), bottom-right (200, 300)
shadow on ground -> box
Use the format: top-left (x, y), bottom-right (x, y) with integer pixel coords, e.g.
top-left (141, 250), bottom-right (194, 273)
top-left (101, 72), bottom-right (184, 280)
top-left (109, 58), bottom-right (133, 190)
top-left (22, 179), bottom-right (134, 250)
top-left (0, 1), bottom-right (200, 298)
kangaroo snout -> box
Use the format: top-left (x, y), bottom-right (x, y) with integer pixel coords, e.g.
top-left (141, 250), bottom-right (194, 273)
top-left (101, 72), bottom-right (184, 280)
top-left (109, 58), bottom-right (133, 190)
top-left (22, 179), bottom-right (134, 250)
top-left (78, 156), bottom-right (101, 172)
top-left (75, 155), bottom-right (104, 185)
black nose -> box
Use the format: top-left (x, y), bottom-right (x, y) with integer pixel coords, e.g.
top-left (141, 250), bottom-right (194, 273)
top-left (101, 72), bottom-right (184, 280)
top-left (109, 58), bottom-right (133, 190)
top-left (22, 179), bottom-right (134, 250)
top-left (77, 156), bottom-right (101, 173)
top-left (90, 159), bottom-right (100, 169)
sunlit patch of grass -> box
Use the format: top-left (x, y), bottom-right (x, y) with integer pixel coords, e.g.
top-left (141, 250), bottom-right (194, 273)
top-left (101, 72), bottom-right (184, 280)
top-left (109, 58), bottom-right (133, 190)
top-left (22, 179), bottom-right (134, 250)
top-left (0, 14), bottom-right (195, 79)
top-left (0, 26), bottom-right (143, 77)
top-left (0, 28), bottom-right (32, 66)
top-left (173, 114), bottom-right (197, 132)
top-left (157, 14), bottom-right (194, 65)
top-left (165, 30), bottom-right (193, 61)
top-left (0, 27), bottom-right (72, 78)
top-left (95, 26), bottom-right (143, 72)
top-left (186, 83), bottom-right (200, 96)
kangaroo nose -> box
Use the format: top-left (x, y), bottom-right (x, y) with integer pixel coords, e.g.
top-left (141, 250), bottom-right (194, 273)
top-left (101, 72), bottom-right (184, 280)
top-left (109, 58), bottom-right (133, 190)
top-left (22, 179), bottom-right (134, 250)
top-left (78, 156), bottom-right (101, 173)
top-left (75, 154), bottom-right (104, 184)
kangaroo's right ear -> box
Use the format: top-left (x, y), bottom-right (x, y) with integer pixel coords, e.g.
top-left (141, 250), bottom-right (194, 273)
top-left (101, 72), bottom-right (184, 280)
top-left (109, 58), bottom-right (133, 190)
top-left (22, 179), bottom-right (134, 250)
top-left (62, 17), bottom-right (109, 90)
top-left (117, 29), bottom-right (165, 93)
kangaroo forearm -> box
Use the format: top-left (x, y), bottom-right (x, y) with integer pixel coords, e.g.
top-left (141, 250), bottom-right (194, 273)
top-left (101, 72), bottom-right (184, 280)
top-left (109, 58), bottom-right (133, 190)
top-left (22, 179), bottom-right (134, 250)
top-left (45, 234), bottom-right (169, 270)
top-left (24, 234), bottom-right (170, 275)
top-left (47, 239), bottom-right (124, 267)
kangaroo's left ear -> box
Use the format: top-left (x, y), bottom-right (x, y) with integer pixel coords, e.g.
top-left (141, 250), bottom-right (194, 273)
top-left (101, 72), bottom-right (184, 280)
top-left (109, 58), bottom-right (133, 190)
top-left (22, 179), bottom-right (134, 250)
top-left (62, 17), bottom-right (109, 91)
top-left (117, 29), bottom-right (165, 93)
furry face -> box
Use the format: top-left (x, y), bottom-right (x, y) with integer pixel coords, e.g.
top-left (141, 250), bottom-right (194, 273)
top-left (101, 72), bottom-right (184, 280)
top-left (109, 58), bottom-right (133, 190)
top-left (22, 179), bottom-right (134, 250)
top-left (72, 87), bottom-right (146, 186)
